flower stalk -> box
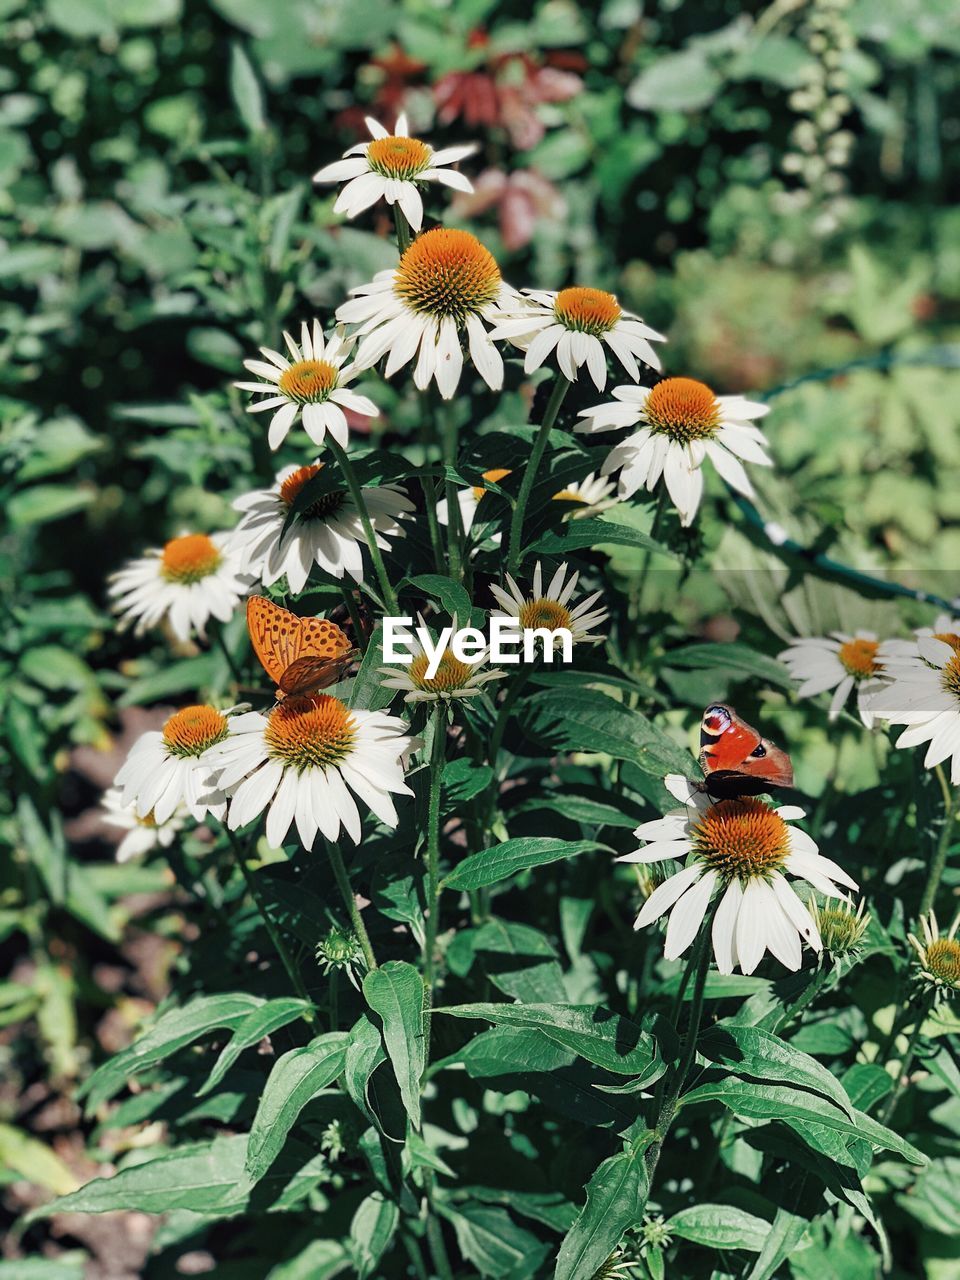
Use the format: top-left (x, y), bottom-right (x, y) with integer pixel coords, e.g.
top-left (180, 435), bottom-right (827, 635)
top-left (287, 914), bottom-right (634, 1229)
top-left (507, 374), bottom-right (571, 573)
top-left (324, 838), bottom-right (378, 972)
top-left (326, 436), bottom-right (400, 613)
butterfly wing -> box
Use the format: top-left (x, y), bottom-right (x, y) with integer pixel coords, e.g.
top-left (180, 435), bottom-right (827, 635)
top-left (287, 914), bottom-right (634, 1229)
top-left (699, 703), bottom-right (793, 799)
top-left (278, 652), bottom-right (358, 697)
top-left (247, 596), bottom-right (353, 688)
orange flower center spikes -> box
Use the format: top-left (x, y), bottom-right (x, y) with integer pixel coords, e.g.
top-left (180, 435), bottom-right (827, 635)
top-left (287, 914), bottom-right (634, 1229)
top-left (394, 228), bottom-right (501, 321)
top-left (838, 637), bottom-right (881, 680)
top-left (162, 705), bottom-right (229, 758)
top-left (942, 653), bottom-right (960, 700)
top-left (367, 134), bottom-right (432, 179)
top-left (691, 798), bottom-right (791, 882)
top-left (278, 359), bottom-right (339, 404)
top-left (644, 377), bottom-right (721, 444)
top-left (925, 938), bottom-right (960, 986)
top-left (553, 286), bottom-right (622, 336)
top-left (472, 467), bottom-right (512, 502)
top-left (160, 534), bottom-right (222, 584)
top-left (265, 694), bottom-right (357, 771)
top-left (409, 651), bottom-right (473, 693)
top-left (278, 464), bottom-right (345, 520)
top-left (518, 598), bottom-right (572, 632)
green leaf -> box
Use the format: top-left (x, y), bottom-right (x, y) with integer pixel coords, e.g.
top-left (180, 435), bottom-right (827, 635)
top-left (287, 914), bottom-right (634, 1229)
top-left (0, 1259), bottom-right (87, 1280)
top-left (627, 48), bottom-right (722, 112)
top-left (444, 757), bottom-right (495, 802)
top-left (553, 1133), bottom-right (653, 1280)
top-left (405, 573), bottom-right (474, 623)
top-left (680, 1079), bottom-right (926, 1164)
top-left (663, 642), bottom-right (791, 689)
top-left (438, 1202), bottom-right (549, 1278)
top-left (698, 1024), bottom-right (856, 1118)
top-left (350, 1192), bottom-right (399, 1278)
top-left (196, 998), bottom-right (314, 1096)
top-left (667, 1203), bottom-right (770, 1252)
top-left (746, 1207), bottom-right (810, 1280)
top-left (118, 654), bottom-right (220, 706)
top-left (229, 43), bottom-right (266, 133)
top-left (8, 483), bottom-right (94, 526)
top-left (245, 1032), bottom-right (348, 1180)
top-left (437, 1003), bottom-right (663, 1078)
top-left (27, 1134), bottom-right (324, 1220)
top-left (343, 1014), bottom-right (387, 1130)
top-left (524, 688), bottom-right (695, 778)
top-left (266, 1240), bottom-right (349, 1280)
top-left (443, 837), bottom-right (604, 891)
top-left (528, 517), bottom-right (674, 558)
top-left (0, 1124), bottom-right (79, 1195)
top-left (363, 961), bottom-right (425, 1131)
top-left (349, 623), bottom-right (396, 712)
top-left (78, 993), bottom-right (265, 1113)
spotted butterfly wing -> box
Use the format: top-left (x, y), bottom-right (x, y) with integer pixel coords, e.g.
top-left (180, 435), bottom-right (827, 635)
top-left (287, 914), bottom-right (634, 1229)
top-left (246, 596), bottom-right (355, 696)
top-left (699, 703), bottom-right (793, 799)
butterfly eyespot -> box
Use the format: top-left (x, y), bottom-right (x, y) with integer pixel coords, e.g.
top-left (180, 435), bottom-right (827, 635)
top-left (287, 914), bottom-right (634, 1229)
top-left (751, 744), bottom-right (767, 758)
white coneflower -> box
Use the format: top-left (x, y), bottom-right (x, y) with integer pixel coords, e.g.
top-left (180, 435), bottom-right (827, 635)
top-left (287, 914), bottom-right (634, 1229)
top-left (379, 623), bottom-right (506, 704)
top-left (336, 228), bottom-right (511, 399)
top-left (108, 533), bottom-right (251, 644)
top-left (868, 633), bottom-right (960, 783)
top-left (101, 786), bottom-right (186, 863)
top-left (114, 706), bottom-right (230, 824)
top-left (577, 378), bottom-right (773, 527)
top-left (550, 472), bottom-right (618, 520)
top-left (488, 286), bottom-right (665, 389)
top-left (908, 910), bottom-right (960, 1001)
top-left (228, 462), bottom-right (414, 592)
top-left (779, 631), bottom-right (894, 727)
top-left (234, 321), bottom-right (378, 451)
top-left (489, 561), bottom-right (607, 646)
top-left (205, 694), bottom-right (413, 848)
top-left (313, 113), bottom-right (476, 233)
top-left (437, 466), bottom-right (512, 537)
top-left (620, 775), bottom-right (858, 974)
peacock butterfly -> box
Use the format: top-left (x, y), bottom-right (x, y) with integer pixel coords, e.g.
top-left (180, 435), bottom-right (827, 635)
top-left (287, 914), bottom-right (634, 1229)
top-left (698, 703), bottom-right (794, 800)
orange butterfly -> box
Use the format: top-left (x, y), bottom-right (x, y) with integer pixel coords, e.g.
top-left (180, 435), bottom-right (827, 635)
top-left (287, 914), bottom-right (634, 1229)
top-left (246, 596), bottom-right (356, 699)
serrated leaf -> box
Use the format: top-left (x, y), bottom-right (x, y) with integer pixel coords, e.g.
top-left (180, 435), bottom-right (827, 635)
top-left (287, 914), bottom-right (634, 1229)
top-left (196, 998), bottom-right (314, 1097)
top-left (437, 1003), bottom-right (662, 1078)
top-left (680, 1079), bottom-right (926, 1164)
top-left (78, 993), bottom-right (265, 1113)
top-left (443, 838), bottom-right (603, 891)
top-left (554, 1133), bottom-right (653, 1280)
top-left (363, 961), bottom-right (425, 1131)
top-left (667, 1203), bottom-right (770, 1252)
top-left (245, 1032), bottom-right (348, 1180)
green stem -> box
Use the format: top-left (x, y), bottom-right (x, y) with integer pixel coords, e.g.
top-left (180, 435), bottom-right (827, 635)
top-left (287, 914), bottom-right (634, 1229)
top-left (636, 488), bottom-right (667, 613)
top-left (326, 438), bottom-right (399, 614)
top-left (488, 665), bottom-right (534, 774)
top-left (919, 762), bottom-right (954, 916)
top-left (328, 968), bottom-right (339, 1032)
top-left (324, 838), bottom-right (378, 971)
top-left (440, 404), bottom-right (463, 582)
top-left (338, 585), bottom-right (366, 653)
top-left (506, 375), bottom-right (571, 574)
top-left (215, 624), bottom-right (243, 685)
top-left (773, 965), bottom-right (832, 1034)
top-left (425, 1206), bottom-right (455, 1280)
top-left (224, 826), bottom-right (317, 1026)
top-left (393, 204), bottom-right (413, 255)
top-left (879, 991), bottom-right (934, 1126)
top-left (423, 709), bottom-right (447, 1061)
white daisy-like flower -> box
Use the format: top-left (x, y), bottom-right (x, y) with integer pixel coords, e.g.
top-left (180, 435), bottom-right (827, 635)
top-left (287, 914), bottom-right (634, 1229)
top-left (550, 472), bottom-right (618, 521)
top-left (379, 620), bottom-right (506, 704)
top-left (228, 461), bottom-right (414, 593)
top-left (621, 775), bottom-right (858, 975)
top-left (114, 706), bottom-right (230, 825)
top-left (778, 631), bottom-right (895, 728)
top-left (205, 693), bottom-right (413, 848)
top-left (577, 377), bottom-right (773, 527)
top-left (336, 227), bottom-right (511, 399)
top-left (437, 466), bottom-right (512, 537)
top-left (487, 286), bottom-right (665, 390)
top-left (234, 321), bottom-right (378, 451)
top-left (313, 113), bottom-right (476, 233)
top-left (108, 533), bottom-right (251, 644)
top-left (101, 786), bottom-right (187, 863)
top-left (868, 632), bottom-right (960, 784)
top-left (489, 561), bottom-right (607, 646)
